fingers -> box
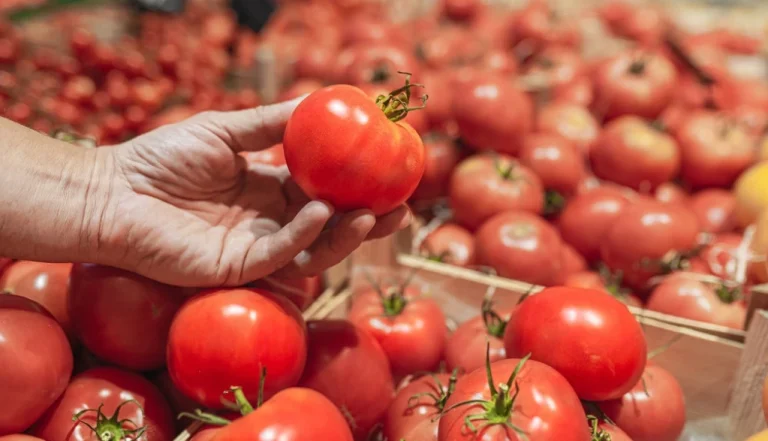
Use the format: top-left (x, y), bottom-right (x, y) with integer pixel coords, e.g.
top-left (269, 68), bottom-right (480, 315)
top-left (366, 205), bottom-right (412, 241)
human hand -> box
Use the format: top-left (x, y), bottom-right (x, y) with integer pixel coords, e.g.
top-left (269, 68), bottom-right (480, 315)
top-left (89, 98), bottom-right (411, 287)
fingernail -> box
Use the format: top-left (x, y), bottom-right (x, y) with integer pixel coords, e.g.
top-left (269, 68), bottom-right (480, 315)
top-left (399, 210), bottom-right (413, 229)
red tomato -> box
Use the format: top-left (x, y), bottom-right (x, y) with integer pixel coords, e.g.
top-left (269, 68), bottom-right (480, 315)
top-left (438, 358), bottom-right (590, 441)
top-left (561, 243), bottom-right (587, 277)
top-left (411, 137), bottom-right (462, 201)
top-left (519, 133), bottom-right (586, 196)
top-left (442, 0), bottom-right (482, 21)
top-left (599, 363), bottom-right (686, 441)
top-left (416, 26), bottom-right (484, 71)
top-left (284, 83), bottom-right (425, 216)
top-left (601, 200), bottom-right (700, 291)
top-left (0, 260), bottom-right (43, 289)
top-left (68, 264), bottom-right (182, 371)
top-left (300, 320), bottom-right (395, 440)
top-left (590, 116), bottom-right (680, 190)
top-left (453, 75), bottom-right (533, 154)
top-left (61, 76), bottom-right (95, 105)
top-left (505, 287), bottom-right (647, 400)
top-left (167, 288), bottom-right (306, 409)
top-left (421, 223), bottom-right (476, 267)
top-left (6, 262), bottom-right (73, 338)
top-left (689, 189), bottom-right (737, 234)
top-left (444, 302), bottom-right (513, 373)
top-left (348, 285), bottom-right (446, 376)
top-left (598, 2), bottom-right (667, 46)
top-left (449, 154), bottom-right (544, 230)
top-left (0, 295), bottom-right (72, 435)
top-left (0, 436), bottom-right (45, 441)
top-left (654, 182), bottom-right (689, 205)
top-left (675, 111), bottom-right (756, 189)
top-left (342, 44), bottom-right (421, 90)
top-left (512, 2), bottom-right (581, 52)
top-left (150, 371), bottom-right (199, 426)
top-left (420, 70), bottom-right (454, 131)
top-left (536, 101), bottom-right (599, 155)
top-left (694, 233), bottom-right (744, 279)
top-left (251, 275), bottom-right (323, 311)
top-left (294, 43), bottom-right (336, 81)
top-left (475, 211), bottom-right (563, 286)
top-left (240, 143), bottom-right (287, 167)
top-left (594, 420), bottom-right (634, 441)
top-left (564, 271), bottom-right (644, 308)
top-left (32, 367), bottom-right (174, 441)
top-left (384, 373), bottom-right (453, 441)
top-left (593, 50), bottom-right (677, 120)
top-left (358, 83), bottom-right (430, 135)
top-left (558, 187), bottom-right (634, 262)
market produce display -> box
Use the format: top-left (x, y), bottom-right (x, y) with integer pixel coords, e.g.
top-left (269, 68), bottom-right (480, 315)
top-left (2, 0), bottom-right (768, 440)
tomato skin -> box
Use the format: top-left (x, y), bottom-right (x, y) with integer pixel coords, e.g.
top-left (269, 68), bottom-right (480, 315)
top-left (422, 224), bottom-right (476, 267)
top-left (411, 137), bottom-right (462, 201)
top-left (536, 101), bottom-right (599, 156)
top-left (284, 84), bottom-right (425, 216)
top-left (654, 182), bottom-right (688, 205)
top-left (250, 275), bottom-right (323, 311)
top-left (505, 287), bottom-right (647, 401)
top-left (598, 422), bottom-right (633, 441)
top-left (519, 133), bottom-right (586, 195)
top-left (590, 116), bottom-right (680, 190)
top-left (444, 309), bottom-right (513, 374)
top-left (384, 374), bottom-right (451, 441)
top-left (342, 44), bottom-right (421, 90)
top-left (561, 243), bottom-right (587, 277)
top-left (0, 436), bottom-right (45, 441)
top-left (599, 363), bottom-right (685, 441)
top-left (512, 3), bottom-right (581, 52)
top-left (475, 211), bottom-right (563, 286)
top-left (0, 260), bottom-right (44, 290)
top-left (450, 154), bottom-right (544, 230)
top-left (299, 320), bottom-right (395, 440)
top-left (0, 295), bottom-right (73, 436)
top-left (68, 264), bottom-right (182, 371)
top-left (167, 288), bottom-right (307, 409)
top-left (438, 358), bottom-right (590, 441)
top-left (31, 367), bottom-right (174, 441)
top-left (1, 262), bottom-right (73, 337)
top-left (689, 189), bottom-right (736, 234)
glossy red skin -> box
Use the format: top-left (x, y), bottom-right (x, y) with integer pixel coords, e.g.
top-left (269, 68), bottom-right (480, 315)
top-left (694, 233), bottom-right (743, 279)
top-left (558, 187), bottom-right (633, 262)
top-left (1, 262), bottom-right (72, 337)
top-left (348, 287), bottom-right (447, 376)
top-left (422, 223), bottom-right (476, 267)
top-left (599, 363), bottom-right (686, 441)
top-left (420, 70), bottom-right (454, 130)
top-left (443, 0), bottom-right (482, 21)
top-left (590, 116), bottom-right (680, 190)
top-left (444, 308), bottom-right (514, 374)
top-left (647, 272), bottom-right (746, 329)
top-left (505, 287), bottom-right (647, 401)
top-left (384, 374), bottom-right (451, 441)
top-left (450, 154), bottom-right (544, 230)
top-left (598, 2), bottom-right (667, 46)
top-left (438, 358), bottom-right (590, 441)
top-left (675, 111), bottom-right (756, 189)
top-left (453, 75), bottom-right (533, 154)
top-left (341, 44), bottom-right (421, 90)
top-left (411, 138), bottom-right (462, 201)
top-left (32, 367), bottom-right (174, 441)
top-left (251, 275), bottom-right (323, 311)
top-left (536, 101), bottom-right (598, 156)
top-left (563, 272), bottom-right (643, 307)
top-left (284, 84), bottom-right (425, 216)
top-left (0, 295), bottom-right (72, 436)
top-left (0, 436), bottom-right (45, 441)
top-left (689, 189), bottom-right (737, 234)
top-left (167, 288), bottom-right (306, 409)
top-left (475, 211), bottom-right (563, 286)
top-left (600, 201), bottom-right (701, 291)
top-left (593, 51), bottom-right (677, 120)
top-left (68, 264), bottom-right (182, 371)
top-left (654, 182), bottom-right (689, 205)
top-left (519, 133), bottom-right (586, 195)
top-left (598, 422), bottom-right (633, 441)
top-left (522, 46), bottom-right (586, 94)
top-left (0, 260), bottom-right (43, 289)
top-left (300, 320), bottom-right (395, 440)
top-left (210, 388), bottom-right (353, 441)
top-left (561, 243), bottom-right (587, 277)
top-left (240, 143), bottom-right (287, 167)
top-left (512, 3), bottom-right (580, 53)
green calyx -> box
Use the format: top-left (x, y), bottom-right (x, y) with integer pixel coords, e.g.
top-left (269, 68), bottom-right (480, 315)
top-left (715, 283), bottom-right (741, 304)
top-left (375, 72), bottom-right (428, 123)
top-left (72, 400), bottom-right (146, 441)
top-left (588, 415), bottom-right (612, 441)
top-left (407, 369), bottom-right (459, 413)
top-left (364, 268), bottom-right (421, 317)
top-left (482, 298), bottom-right (508, 339)
top-left (543, 190), bottom-right (566, 216)
top-left (180, 367), bottom-right (268, 426)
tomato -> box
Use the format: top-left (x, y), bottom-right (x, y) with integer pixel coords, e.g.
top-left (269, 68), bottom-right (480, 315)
top-left (384, 373), bottom-right (454, 441)
top-left (284, 82), bottom-right (425, 216)
top-left (294, 42), bottom-right (337, 81)
top-left (444, 301), bottom-right (513, 373)
top-left (250, 275), bottom-right (323, 311)
top-left (563, 271), bottom-right (643, 307)
top-left (475, 211), bottom-right (563, 286)
top-left (593, 50), bottom-right (677, 120)
top-left (599, 363), bottom-right (686, 441)
top-left (512, 2), bottom-right (580, 53)
top-left (519, 133), bottom-right (586, 196)
top-left (438, 357), bottom-right (590, 441)
top-left (240, 143), bottom-right (287, 167)
top-left (300, 320), bottom-right (395, 440)
top-left (442, 0), bottom-right (482, 21)
top-left (416, 26), bottom-right (484, 70)
top-left (689, 189), bottom-right (736, 234)
top-left (0, 295), bottom-right (72, 435)
top-left (590, 116), bottom-right (680, 190)
top-left (675, 111), bottom-right (756, 189)
top-left (558, 187), bottom-right (633, 262)
top-left (342, 44), bottom-right (421, 90)
top-left (522, 46), bottom-right (586, 96)
top-left (598, 2), bottom-right (667, 46)
top-left (505, 287), bottom-right (647, 400)
top-left (277, 78), bottom-right (324, 102)
top-left (167, 288), bottom-right (306, 409)
top-left (349, 283), bottom-right (446, 376)
top-left (2, 262), bottom-right (73, 338)
top-left (536, 101), bottom-right (599, 156)
top-left (0, 261), bottom-right (43, 289)
top-left (32, 367), bottom-right (174, 441)
top-left (592, 419), bottom-right (633, 441)
top-left (68, 264), bottom-right (182, 371)
top-left (654, 182), bottom-right (688, 205)
top-left (358, 83), bottom-right (430, 135)
top-left (450, 154), bottom-right (544, 230)
top-left (420, 70), bottom-right (454, 131)
top-left (735, 162), bottom-right (768, 228)
top-left (0, 436), bottom-right (45, 441)
top-left (421, 223), bottom-right (475, 267)
top-left (561, 243), bottom-right (587, 277)
top-left (452, 74), bottom-right (533, 154)
top-left (601, 200), bottom-right (700, 291)
top-left (752, 210), bottom-right (768, 283)
top-left (150, 371), bottom-right (199, 427)
top-left (411, 137), bottom-right (462, 201)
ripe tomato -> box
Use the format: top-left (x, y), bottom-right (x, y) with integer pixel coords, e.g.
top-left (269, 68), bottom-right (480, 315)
top-left (601, 200), bottom-right (700, 291)
top-left (735, 162), bottom-right (768, 228)
top-left (519, 133), bottom-right (586, 196)
top-left (449, 154), bottom-right (543, 230)
top-left (593, 50), bottom-right (677, 120)
top-left (411, 137), bottom-right (462, 201)
top-left (358, 83), bottom-right (430, 135)
top-left (505, 287), bottom-right (646, 401)
top-left (438, 357), bottom-right (590, 441)
top-left (300, 320), bottom-right (395, 440)
top-left (442, 0), bottom-right (483, 21)
top-left (32, 367), bottom-right (174, 441)
top-left (420, 70), bottom-right (454, 131)
top-left (150, 371), bottom-right (199, 427)
top-left (444, 301), bottom-right (513, 373)
top-left (421, 223), bottom-right (476, 267)
top-left (0, 295), bottom-right (72, 436)
top-left (522, 46), bottom-right (586, 96)
top-left (592, 419), bottom-right (634, 441)
top-left (452, 75), bottom-right (533, 154)
top-left (342, 44), bottom-right (421, 90)
top-left (240, 143), bottom-right (287, 167)
top-left (0, 262), bottom-right (72, 337)
top-left (348, 284), bottom-right (447, 376)
top-left (598, 2), bottom-right (667, 46)
top-left (0, 436), bottom-right (44, 441)
top-left (284, 83), bottom-right (425, 216)
top-left (689, 189), bottom-right (736, 234)
top-left (276, 78), bottom-right (323, 102)
top-left (475, 211), bottom-right (563, 286)
top-left (294, 42), bottom-right (337, 81)
top-left (590, 116), bottom-right (680, 190)
top-left (0, 260), bottom-right (45, 289)
top-left (250, 275), bottom-right (323, 311)
top-left (167, 288), bottom-right (306, 409)
top-left (599, 363), bottom-right (686, 441)
top-left (512, 2), bottom-right (581, 53)
top-left (68, 264), bottom-right (182, 371)
top-left (654, 182), bottom-right (688, 205)
top-left (646, 272), bottom-right (746, 329)
top-left (561, 243), bottom-right (587, 276)
top-left (384, 373), bottom-right (454, 441)
top-left (536, 101), bottom-right (599, 155)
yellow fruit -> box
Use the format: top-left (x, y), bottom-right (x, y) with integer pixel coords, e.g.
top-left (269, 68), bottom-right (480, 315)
top-left (751, 209), bottom-right (768, 283)
top-left (735, 162), bottom-right (768, 228)
top-left (746, 429), bottom-right (768, 441)
top-left (759, 136), bottom-right (768, 162)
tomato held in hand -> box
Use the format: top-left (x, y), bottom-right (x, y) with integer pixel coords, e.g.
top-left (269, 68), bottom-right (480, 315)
top-left (0, 295), bottom-right (72, 436)
top-left (284, 80), bottom-right (425, 216)
top-left (167, 288), bottom-right (306, 409)
top-left (505, 287), bottom-right (647, 401)
top-left (384, 373), bottom-right (455, 441)
top-left (536, 101), bottom-right (599, 156)
top-left (444, 300), bottom-right (513, 374)
top-left (411, 137), bottom-right (462, 201)
top-left (68, 264), bottom-right (183, 371)
top-left (300, 320), bottom-right (395, 440)
top-left (689, 189), bottom-right (736, 234)
top-left (2, 262), bottom-right (72, 338)
top-left (519, 133), bottom-right (586, 196)
top-left (32, 367), bottom-right (174, 441)
top-left (421, 223), bottom-right (476, 267)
